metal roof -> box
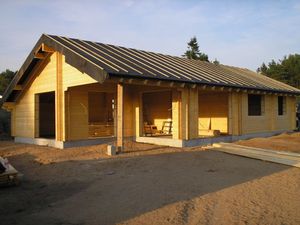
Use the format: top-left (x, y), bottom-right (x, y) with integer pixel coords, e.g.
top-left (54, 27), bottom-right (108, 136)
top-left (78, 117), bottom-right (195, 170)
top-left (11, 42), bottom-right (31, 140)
top-left (2, 34), bottom-right (300, 104)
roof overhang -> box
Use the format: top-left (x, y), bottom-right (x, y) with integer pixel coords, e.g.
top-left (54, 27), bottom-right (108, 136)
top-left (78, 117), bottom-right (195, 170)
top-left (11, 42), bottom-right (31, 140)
top-left (1, 34), bottom-right (108, 106)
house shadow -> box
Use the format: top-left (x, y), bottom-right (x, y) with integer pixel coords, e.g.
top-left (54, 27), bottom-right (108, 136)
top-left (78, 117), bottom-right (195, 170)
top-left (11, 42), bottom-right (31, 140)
top-left (0, 149), bottom-right (292, 225)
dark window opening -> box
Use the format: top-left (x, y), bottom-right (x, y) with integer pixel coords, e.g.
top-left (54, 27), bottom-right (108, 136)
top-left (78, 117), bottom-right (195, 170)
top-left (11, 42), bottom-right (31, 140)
top-left (248, 94), bottom-right (263, 116)
top-left (39, 92), bottom-right (55, 138)
top-left (278, 96), bottom-right (286, 115)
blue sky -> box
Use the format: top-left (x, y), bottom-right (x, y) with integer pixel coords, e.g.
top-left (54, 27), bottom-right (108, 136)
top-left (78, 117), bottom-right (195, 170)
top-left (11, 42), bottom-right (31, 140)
top-left (1, 0), bottom-right (300, 72)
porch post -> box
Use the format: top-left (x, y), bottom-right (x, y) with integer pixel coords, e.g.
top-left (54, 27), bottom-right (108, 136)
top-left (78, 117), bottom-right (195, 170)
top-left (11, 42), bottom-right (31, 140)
top-left (55, 52), bottom-right (64, 141)
top-left (117, 83), bottom-right (124, 152)
top-left (134, 91), bottom-right (143, 137)
top-left (172, 90), bottom-right (181, 139)
top-left (188, 88), bottom-right (199, 139)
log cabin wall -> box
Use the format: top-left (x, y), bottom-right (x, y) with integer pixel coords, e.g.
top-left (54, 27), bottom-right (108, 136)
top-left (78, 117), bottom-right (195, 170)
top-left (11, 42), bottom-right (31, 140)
top-left (198, 91), bottom-right (229, 134)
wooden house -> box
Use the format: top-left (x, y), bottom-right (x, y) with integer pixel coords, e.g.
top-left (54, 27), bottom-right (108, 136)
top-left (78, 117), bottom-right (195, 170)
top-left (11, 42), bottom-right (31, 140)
top-left (1, 34), bottom-right (300, 150)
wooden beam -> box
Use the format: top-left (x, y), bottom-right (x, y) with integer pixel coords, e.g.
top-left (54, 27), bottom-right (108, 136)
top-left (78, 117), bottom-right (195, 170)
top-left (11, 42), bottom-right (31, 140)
top-left (15, 55), bottom-right (51, 102)
top-left (34, 52), bottom-right (46, 59)
top-left (2, 102), bottom-right (15, 111)
top-left (41, 43), bottom-right (55, 53)
top-left (13, 85), bottom-right (22, 91)
top-left (117, 83), bottom-right (124, 152)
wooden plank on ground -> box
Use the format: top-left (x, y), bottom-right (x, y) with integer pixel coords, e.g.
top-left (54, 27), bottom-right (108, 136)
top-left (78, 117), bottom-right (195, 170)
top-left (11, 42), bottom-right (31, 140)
top-left (212, 143), bottom-right (300, 168)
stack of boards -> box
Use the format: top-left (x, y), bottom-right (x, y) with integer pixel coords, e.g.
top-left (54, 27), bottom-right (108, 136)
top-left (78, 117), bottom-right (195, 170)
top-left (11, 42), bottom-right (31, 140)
top-left (0, 157), bottom-right (19, 187)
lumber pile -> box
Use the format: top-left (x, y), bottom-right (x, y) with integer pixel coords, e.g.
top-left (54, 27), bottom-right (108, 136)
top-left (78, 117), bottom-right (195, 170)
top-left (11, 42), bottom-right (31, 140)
top-left (213, 143), bottom-right (300, 168)
top-left (0, 157), bottom-right (19, 187)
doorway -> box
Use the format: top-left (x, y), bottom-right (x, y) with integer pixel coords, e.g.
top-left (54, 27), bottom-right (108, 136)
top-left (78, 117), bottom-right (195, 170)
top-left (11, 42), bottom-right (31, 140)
top-left (38, 92), bottom-right (55, 138)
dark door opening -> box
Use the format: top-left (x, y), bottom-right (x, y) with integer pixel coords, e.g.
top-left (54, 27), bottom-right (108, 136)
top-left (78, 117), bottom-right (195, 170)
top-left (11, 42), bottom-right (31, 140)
top-left (39, 92), bottom-right (55, 138)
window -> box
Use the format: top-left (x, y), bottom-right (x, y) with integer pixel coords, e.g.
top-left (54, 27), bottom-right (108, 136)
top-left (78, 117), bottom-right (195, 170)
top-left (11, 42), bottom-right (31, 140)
top-left (278, 96), bottom-right (286, 116)
top-left (248, 94), bottom-right (264, 116)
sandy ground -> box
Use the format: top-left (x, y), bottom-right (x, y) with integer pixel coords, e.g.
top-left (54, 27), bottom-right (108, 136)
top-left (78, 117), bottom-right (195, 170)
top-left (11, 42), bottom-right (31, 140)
top-left (0, 141), bottom-right (300, 225)
top-left (236, 132), bottom-right (300, 153)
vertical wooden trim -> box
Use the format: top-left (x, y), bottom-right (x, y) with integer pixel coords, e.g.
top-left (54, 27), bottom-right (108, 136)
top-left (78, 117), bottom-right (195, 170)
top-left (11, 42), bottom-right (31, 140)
top-left (64, 90), bottom-right (69, 140)
top-left (270, 95), bottom-right (276, 131)
top-left (113, 92), bottom-right (117, 137)
top-left (290, 97), bottom-right (296, 130)
top-left (181, 89), bottom-right (189, 140)
top-left (11, 108), bottom-right (15, 137)
top-left (188, 88), bottom-right (198, 139)
top-left (238, 93), bottom-right (243, 135)
top-left (55, 52), bottom-right (63, 141)
top-left (134, 91), bottom-right (142, 137)
top-left (117, 83), bottom-right (124, 152)
top-left (34, 94), bottom-right (39, 138)
top-left (228, 93), bottom-right (232, 135)
top-left (172, 90), bottom-right (181, 139)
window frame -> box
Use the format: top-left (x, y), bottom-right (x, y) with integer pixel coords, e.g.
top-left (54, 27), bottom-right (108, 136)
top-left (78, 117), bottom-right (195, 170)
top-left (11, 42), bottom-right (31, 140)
top-left (248, 94), bottom-right (264, 116)
top-left (278, 96), bottom-right (286, 116)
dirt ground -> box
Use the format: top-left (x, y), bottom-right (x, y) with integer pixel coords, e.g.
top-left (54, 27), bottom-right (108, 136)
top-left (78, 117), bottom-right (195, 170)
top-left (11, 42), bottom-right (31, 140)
top-left (236, 132), bottom-right (300, 153)
top-left (0, 140), bottom-right (300, 225)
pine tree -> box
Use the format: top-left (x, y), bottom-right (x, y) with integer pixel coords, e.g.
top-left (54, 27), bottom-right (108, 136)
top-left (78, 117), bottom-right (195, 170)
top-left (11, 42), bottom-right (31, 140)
top-left (213, 58), bottom-right (220, 65)
top-left (183, 37), bottom-right (209, 62)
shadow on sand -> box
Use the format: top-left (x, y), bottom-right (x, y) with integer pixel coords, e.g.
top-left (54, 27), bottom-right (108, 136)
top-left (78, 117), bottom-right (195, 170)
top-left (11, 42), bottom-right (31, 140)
top-left (0, 149), bottom-right (291, 225)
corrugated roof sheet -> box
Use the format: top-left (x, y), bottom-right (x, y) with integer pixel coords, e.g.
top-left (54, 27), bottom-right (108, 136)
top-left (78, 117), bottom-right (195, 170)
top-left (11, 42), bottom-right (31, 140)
top-left (2, 34), bottom-right (300, 104)
top-left (46, 34), bottom-right (300, 93)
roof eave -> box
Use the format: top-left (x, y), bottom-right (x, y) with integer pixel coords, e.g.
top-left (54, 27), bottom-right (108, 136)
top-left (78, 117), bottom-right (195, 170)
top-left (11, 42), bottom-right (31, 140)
top-left (1, 34), bottom-right (108, 106)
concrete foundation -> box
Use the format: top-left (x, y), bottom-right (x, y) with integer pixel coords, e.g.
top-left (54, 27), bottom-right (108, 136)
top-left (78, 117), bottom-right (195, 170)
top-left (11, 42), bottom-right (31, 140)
top-left (135, 130), bottom-right (290, 147)
top-left (14, 137), bottom-right (115, 149)
top-left (14, 130), bottom-right (290, 149)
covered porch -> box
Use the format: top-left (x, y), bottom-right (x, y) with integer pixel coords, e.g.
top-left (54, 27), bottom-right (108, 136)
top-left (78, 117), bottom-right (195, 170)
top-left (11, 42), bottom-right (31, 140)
top-left (54, 77), bottom-right (236, 149)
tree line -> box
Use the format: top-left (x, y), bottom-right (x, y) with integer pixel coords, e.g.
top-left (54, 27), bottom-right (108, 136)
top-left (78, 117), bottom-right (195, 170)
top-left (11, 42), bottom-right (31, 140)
top-left (257, 54), bottom-right (300, 89)
top-left (183, 36), bottom-right (300, 90)
top-left (0, 69), bottom-right (15, 95)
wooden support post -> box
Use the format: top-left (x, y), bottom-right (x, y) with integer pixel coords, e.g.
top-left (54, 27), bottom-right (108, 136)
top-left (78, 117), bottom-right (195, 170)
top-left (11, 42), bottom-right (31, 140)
top-left (228, 93), bottom-right (233, 135)
top-left (172, 88), bottom-right (198, 140)
top-left (134, 91), bottom-right (142, 137)
top-left (180, 89), bottom-right (189, 140)
top-left (230, 92), bottom-right (242, 135)
top-left (290, 97), bottom-right (297, 130)
top-left (188, 88), bottom-right (198, 139)
top-left (55, 52), bottom-right (64, 141)
top-left (172, 90), bottom-right (181, 139)
top-left (11, 108), bottom-right (15, 137)
top-left (117, 83), bottom-right (124, 152)
top-left (270, 95), bottom-right (276, 131)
